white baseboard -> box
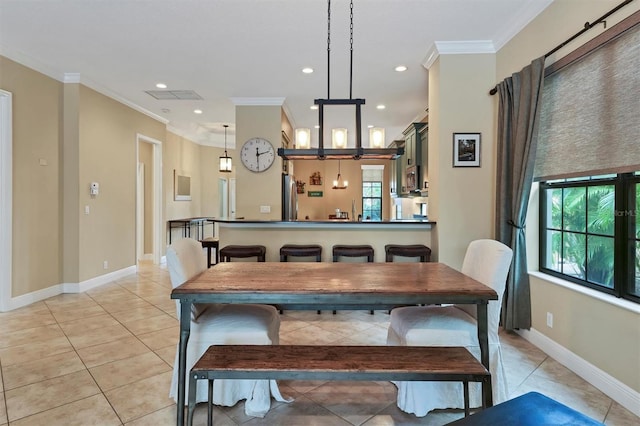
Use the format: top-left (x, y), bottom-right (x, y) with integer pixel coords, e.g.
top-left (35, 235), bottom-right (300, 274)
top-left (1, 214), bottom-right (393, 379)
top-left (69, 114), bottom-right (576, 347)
top-left (6, 283), bottom-right (65, 311)
top-left (3, 265), bottom-right (137, 311)
top-left (517, 328), bottom-right (640, 417)
top-left (63, 265), bottom-right (137, 293)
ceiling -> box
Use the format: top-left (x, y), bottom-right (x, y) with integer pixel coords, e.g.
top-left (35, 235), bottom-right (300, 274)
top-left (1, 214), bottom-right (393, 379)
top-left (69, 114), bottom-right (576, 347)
top-left (0, 0), bottom-right (552, 149)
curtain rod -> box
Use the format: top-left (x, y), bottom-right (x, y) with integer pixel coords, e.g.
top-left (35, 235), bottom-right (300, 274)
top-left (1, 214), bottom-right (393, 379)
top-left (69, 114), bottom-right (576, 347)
top-left (488, 0), bottom-right (635, 95)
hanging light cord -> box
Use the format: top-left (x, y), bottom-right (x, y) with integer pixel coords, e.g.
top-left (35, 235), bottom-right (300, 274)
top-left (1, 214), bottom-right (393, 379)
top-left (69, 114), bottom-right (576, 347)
top-left (223, 124), bottom-right (228, 155)
top-left (327, 0), bottom-right (331, 99)
top-left (326, 0), bottom-right (355, 100)
top-left (349, 0), bottom-right (354, 100)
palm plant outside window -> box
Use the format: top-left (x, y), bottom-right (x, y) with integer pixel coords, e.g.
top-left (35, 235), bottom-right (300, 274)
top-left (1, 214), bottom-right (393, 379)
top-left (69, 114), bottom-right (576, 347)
top-left (539, 172), bottom-right (639, 303)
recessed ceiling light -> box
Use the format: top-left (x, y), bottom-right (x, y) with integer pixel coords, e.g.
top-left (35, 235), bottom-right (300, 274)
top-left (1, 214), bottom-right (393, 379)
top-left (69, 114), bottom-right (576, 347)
top-left (376, 104), bottom-right (386, 110)
top-left (310, 105), bottom-right (319, 110)
top-left (367, 124), bottom-right (374, 128)
top-left (395, 65), bottom-right (407, 72)
top-left (302, 67), bottom-right (314, 74)
top-left (194, 109), bottom-right (203, 114)
top-left (314, 125), bottom-right (320, 129)
top-left (156, 83), bottom-right (167, 89)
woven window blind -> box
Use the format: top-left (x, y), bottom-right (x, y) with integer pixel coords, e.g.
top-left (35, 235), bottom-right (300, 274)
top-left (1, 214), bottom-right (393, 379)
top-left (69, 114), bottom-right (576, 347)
top-left (534, 22), bottom-right (640, 181)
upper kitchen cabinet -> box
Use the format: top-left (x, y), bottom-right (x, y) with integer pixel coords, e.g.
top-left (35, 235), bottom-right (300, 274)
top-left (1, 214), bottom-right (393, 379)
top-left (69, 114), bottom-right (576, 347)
top-left (399, 122), bottom-right (427, 195)
top-left (418, 123), bottom-right (429, 192)
top-left (388, 140), bottom-right (405, 196)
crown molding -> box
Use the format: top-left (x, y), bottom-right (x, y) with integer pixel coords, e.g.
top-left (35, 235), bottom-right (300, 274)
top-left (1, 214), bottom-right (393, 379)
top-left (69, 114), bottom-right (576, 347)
top-left (230, 97), bottom-right (286, 106)
top-left (63, 73), bottom-right (81, 83)
top-left (422, 40), bottom-right (496, 70)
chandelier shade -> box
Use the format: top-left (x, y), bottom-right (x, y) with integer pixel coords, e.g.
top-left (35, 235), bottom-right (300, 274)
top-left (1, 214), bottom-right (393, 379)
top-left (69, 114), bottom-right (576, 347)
top-left (219, 124), bottom-right (232, 173)
top-left (277, 0), bottom-right (403, 161)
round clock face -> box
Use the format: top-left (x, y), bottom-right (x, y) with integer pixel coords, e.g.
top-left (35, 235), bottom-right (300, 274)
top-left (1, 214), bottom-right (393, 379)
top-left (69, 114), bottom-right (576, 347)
top-left (240, 137), bottom-right (276, 172)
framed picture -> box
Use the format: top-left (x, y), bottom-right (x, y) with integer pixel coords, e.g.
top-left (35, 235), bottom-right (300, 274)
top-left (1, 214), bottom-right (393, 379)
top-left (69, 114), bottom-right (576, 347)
top-left (174, 170), bottom-right (192, 201)
top-left (453, 133), bottom-right (481, 167)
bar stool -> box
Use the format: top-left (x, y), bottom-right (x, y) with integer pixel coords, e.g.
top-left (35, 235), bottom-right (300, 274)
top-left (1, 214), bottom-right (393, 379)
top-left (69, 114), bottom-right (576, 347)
top-left (280, 244), bottom-right (323, 314)
top-left (280, 244), bottom-right (322, 262)
top-left (200, 237), bottom-right (220, 268)
top-left (385, 244), bottom-right (432, 263)
top-left (332, 244), bottom-right (375, 314)
top-left (220, 245), bottom-right (266, 262)
top-left (332, 245), bottom-right (374, 262)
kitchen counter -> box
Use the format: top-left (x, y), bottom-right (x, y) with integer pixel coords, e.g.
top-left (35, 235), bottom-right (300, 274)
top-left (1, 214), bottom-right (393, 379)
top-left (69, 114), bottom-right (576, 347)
top-left (213, 218), bottom-right (434, 229)
top-left (213, 218), bottom-right (436, 262)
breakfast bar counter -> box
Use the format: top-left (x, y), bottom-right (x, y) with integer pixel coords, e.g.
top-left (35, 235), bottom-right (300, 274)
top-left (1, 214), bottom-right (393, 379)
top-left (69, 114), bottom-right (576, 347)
top-left (212, 218), bottom-right (436, 262)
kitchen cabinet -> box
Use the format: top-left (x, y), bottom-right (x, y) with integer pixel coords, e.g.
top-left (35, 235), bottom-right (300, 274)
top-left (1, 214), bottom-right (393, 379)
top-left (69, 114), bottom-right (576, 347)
top-left (400, 123), bottom-right (427, 195)
top-left (419, 123), bottom-right (429, 192)
top-left (388, 140), bottom-right (404, 196)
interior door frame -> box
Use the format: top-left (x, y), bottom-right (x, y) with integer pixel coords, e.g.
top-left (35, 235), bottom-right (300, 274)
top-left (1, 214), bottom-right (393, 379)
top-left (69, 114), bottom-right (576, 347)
top-left (136, 134), bottom-right (162, 265)
top-left (0, 90), bottom-right (13, 311)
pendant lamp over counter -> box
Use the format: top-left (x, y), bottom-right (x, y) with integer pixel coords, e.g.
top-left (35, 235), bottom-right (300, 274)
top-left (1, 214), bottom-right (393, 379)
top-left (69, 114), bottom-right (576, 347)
top-left (219, 124), bottom-right (232, 173)
top-left (332, 160), bottom-right (348, 189)
top-left (277, 0), bottom-right (403, 161)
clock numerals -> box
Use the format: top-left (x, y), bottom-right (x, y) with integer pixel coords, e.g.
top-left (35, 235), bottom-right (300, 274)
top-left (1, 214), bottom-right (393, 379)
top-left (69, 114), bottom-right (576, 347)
top-left (240, 138), bottom-right (275, 172)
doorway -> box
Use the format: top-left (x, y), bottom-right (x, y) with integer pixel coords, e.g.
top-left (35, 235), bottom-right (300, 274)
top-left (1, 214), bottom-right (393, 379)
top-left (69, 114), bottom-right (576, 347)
top-left (136, 134), bottom-right (162, 265)
top-left (219, 178), bottom-right (229, 217)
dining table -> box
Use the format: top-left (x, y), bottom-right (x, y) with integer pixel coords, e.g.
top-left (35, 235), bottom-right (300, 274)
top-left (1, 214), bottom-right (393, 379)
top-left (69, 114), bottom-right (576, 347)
top-left (170, 261), bottom-right (498, 426)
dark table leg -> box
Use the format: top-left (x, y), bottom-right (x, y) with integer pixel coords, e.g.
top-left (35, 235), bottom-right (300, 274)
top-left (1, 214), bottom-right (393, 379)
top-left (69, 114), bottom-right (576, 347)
top-left (476, 301), bottom-right (493, 408)
top-left (177, 301), bottom-right (191, 425)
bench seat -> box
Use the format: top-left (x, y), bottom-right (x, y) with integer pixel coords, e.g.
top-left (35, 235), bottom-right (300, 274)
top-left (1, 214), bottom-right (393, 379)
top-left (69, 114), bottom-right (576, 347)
top-left (188, 345), bottom-right (491, 425)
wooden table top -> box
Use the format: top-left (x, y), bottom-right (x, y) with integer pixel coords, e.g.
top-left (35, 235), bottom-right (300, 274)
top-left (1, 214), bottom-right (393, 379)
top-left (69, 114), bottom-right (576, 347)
top-left (171, 262), bottom-right (497, 300)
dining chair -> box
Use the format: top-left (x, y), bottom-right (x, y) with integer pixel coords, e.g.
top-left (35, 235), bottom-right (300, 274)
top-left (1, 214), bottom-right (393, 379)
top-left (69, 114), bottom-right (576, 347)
top-left (167, 238), bottom-right (287, 417)
top-left (386, 239), bottom-right (513, 417)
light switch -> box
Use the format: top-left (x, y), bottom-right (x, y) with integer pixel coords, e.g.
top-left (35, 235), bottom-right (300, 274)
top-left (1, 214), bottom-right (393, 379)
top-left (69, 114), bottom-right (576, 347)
top-left (85, 205), bottom-right (90, 215)
top-left (260, 205), bottom-right (271, 213)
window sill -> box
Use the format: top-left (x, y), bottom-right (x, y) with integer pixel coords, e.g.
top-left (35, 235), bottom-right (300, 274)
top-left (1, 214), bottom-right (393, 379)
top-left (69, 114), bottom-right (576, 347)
top-left (529, 271), bottom-right (640, 314)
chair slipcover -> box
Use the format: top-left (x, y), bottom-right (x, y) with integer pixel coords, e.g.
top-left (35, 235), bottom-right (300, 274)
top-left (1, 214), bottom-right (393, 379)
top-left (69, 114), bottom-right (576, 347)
top-left (167, 238), bottom-right (287, 417)
top-left (387, 239), bottom-right (513, 417)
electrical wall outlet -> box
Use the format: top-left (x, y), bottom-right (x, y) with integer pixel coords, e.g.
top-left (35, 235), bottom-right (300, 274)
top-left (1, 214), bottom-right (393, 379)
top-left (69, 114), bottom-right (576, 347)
top-left (103, 260), bottom-right (108, 270)
top-left (260, 205), bottom-right (271, 213)
top-left (546, 312), bottom-right (554, 328)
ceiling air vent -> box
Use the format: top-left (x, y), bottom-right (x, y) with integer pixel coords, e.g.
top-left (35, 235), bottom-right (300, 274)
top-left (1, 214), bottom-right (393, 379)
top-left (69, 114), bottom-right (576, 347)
top-left (145, 90), bottom-right (203, 100)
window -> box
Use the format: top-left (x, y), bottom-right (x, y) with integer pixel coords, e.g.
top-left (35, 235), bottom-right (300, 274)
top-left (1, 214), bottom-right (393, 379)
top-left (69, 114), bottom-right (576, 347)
top-left (539, 172), bottom-right (639, 303)
top-left (362, 181), bottom-right (382, 221)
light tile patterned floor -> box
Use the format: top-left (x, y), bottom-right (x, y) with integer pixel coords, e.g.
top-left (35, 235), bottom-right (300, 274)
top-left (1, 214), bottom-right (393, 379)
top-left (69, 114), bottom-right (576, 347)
top-left (0, 261), bottom-right (638, 425)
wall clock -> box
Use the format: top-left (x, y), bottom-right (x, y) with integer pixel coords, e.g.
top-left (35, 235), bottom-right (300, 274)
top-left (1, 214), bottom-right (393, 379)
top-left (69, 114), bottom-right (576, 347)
top-left (240, 137), bottom-right (276, 172)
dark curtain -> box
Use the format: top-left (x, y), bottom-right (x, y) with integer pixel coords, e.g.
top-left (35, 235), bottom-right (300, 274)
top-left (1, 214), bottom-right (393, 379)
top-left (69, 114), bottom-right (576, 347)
top-left (496, 57), bottom-right (545, 330)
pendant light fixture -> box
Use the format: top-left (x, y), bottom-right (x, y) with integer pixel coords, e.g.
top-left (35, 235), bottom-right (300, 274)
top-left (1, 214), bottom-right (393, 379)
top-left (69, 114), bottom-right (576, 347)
top-left (277, 0), bottom-right (403, 161)
top-left (219, 124), bottom-right (232, 173)
top-left (332, 160), bottom-right (348, 189)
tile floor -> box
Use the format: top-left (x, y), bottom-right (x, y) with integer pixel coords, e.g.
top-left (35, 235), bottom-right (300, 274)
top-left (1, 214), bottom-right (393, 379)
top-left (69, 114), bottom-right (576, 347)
top-left (0, 262), bottom-right (638, 425)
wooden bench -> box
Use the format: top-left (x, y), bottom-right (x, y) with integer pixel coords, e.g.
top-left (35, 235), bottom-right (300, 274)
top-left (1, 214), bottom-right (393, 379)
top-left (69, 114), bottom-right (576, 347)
top-left (187, 345), bottom-right (491, 425)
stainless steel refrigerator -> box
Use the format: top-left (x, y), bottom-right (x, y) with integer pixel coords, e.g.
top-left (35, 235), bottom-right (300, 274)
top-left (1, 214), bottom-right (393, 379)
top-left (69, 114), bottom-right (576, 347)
top-left (282, 174), bottom-right (298, 221)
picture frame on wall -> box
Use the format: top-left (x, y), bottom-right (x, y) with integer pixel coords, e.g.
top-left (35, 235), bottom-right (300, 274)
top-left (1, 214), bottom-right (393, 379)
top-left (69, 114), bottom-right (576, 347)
top-left (453, 133), bottom-right (481, 167)
top-left (174, 170), bottom-right (192, 201)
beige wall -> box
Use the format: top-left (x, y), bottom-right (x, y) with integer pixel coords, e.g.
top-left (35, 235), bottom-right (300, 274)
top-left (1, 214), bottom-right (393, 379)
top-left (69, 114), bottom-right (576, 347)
top-left (164, 131), bottom-right (235, 243)
top-left (293, 159), bottom-right (391, 221)
top-left (427, 53), bottom-right (496, 268)
top-left (77, 86), bottom-right (165, 281)
top-left (499, 0), bottom-right (640, 393)
top-left (235, 105), bottom-right (283, 220)
top-left (0, 57), bottom-right (62, 296)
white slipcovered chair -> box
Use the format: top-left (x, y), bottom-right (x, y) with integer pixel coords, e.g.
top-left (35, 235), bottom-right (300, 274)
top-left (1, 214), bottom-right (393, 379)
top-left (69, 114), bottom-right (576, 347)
top-left (386, 239), bottom-right (513, 417)
top-left (167, 238), bottom-right (287, 417)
